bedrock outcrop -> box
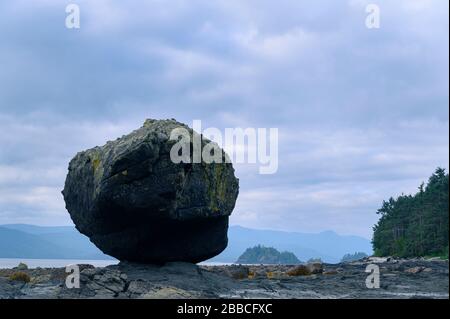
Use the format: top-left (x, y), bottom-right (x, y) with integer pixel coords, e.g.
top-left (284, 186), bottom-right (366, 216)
top-left (1, 258), bottom-right (448, 299)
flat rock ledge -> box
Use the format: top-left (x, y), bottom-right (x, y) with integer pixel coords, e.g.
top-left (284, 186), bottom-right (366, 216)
top-left (0, 258), bottom-right (448, 299)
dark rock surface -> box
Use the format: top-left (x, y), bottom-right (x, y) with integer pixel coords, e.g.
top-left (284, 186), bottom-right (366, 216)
top-left (0, 258), bottom-right (448, 299)
top-left (62, 119), bottom-right (239, 264)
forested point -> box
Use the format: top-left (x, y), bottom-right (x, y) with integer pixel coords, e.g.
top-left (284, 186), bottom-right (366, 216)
top-left (372, 168), bottom-right (449, 258)
top-left (236, 245), bottom-right (301, 264)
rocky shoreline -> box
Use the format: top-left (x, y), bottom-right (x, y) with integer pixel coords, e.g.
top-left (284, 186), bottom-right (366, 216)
top-left (0, 257), bottom-right (448, 299)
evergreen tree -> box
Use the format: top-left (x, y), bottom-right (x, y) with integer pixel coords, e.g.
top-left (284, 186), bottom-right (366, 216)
top-left (372, 168), bottom-right (449, 258)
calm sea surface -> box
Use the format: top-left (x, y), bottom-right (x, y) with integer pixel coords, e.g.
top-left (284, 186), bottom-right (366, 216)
top-left (0, 258), bottom-right (231, 268)
top-left (0, 258), bottom-right (119, 269)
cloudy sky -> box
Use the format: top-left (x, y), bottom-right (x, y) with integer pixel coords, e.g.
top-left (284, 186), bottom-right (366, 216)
top-left (0, 0), bottom-right (448, 238)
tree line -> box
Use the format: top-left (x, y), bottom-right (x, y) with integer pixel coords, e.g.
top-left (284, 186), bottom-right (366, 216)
top-left (372, 168), bottom-right (449, 258)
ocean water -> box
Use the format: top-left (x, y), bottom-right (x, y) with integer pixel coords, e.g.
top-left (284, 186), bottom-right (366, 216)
top-left (0, 258), bottom-right (232, 269)
top-left (0, 258), bottom-right (119, 269)
top-left (198, 261), bottom-right (233, 266)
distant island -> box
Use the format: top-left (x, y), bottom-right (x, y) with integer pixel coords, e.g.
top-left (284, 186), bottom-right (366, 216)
top-left (307, 258), bottom-right (323, 263)
top-left (236, 245), bottom-right (301, 264)
top-left (341, 252), bottom-right (369, 262)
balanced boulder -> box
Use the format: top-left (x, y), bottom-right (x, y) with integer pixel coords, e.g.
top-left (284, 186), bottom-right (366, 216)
top-left (62, 119), bottom-right (239, 263)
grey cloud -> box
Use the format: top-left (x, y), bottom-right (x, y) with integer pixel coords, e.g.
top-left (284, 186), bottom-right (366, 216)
top-left (0, 0), bottom-right (448, 237)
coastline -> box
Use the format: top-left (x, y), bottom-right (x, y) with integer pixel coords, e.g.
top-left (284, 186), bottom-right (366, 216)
top-left (1, 258), bottom-right (448, 299)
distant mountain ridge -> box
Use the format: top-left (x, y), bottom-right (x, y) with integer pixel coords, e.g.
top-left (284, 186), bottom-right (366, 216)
top-left (0, 224), bottom-right (114, 260)
top-left (211, 226), bottom-right (372, 264)
top-left (0, 224), bottom-right (372, 263)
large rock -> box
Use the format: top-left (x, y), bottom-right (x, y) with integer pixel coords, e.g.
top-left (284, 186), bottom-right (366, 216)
top-left (62, 119), bottom-right (239, 263)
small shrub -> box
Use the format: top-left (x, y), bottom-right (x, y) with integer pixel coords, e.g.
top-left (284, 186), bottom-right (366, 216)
top-left (9, 272), bottom-right (31, 283)
top-left (441, 246), bottom-right (449, 260)
top-left (225, 266), bottom-right (249, 280)
top-left (15, 262), bottom-right (28, 271)
top-left (265, 271), bottom-right (286, 279)
top-left (287, 265), bottom-right (311, 276)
